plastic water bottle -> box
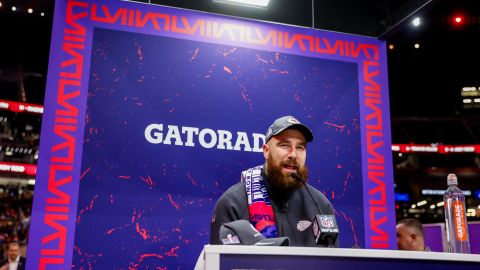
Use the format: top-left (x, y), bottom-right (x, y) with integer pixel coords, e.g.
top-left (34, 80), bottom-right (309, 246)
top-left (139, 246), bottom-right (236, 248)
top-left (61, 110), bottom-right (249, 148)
top-left (443, 173), bottom-right (470, 253)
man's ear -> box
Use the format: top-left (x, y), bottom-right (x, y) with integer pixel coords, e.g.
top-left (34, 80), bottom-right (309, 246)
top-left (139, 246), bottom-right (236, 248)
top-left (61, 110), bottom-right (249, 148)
top-left (410, 233), bottom-right (418, 243)
top-left (262, 143), bottom-right (269, 159)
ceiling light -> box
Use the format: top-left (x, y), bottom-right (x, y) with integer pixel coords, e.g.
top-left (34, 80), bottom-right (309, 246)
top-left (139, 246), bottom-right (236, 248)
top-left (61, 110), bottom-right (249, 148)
top-left (414, 43), bottom-right (420, 49)
top-left (388, 44), bottom-right (394, 50)
top-left (12, 6), bottom-right (16, 11)
top-left (28, 8), bottom-right (33, 14)
top-left (462, 87), bottom-right (477, 92)
top-left (0, 2), bottom-right (2, 8)
top-left (412, 17), bottom-right (421, 27)
top-left (213, 0), bottom-right (270, 8)
top-left (41, 12), bottom-right (45, 16)
top-left (453, 15), bottom-right (464, 25)
top-left (417, 200), bottom-right (427, 206)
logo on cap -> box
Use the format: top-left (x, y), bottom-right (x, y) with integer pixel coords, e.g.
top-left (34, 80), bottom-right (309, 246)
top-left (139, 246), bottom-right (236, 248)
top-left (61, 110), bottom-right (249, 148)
top-left (221, 233), bottom-right (240, 244)
top-left (287, 117), bottom-right (300, 124)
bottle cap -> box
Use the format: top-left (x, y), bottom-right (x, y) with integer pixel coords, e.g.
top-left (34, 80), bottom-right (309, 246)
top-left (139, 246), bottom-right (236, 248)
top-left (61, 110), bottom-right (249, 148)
top-left (447, 173), bottom-right (458, 185)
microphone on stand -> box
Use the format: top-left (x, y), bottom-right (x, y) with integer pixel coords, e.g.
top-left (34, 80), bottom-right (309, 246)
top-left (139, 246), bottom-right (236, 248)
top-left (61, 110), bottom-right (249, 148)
top-left (290, 172), bottom-right (304, 183)
top-left (291, 172), bottom-right (339, 247)
top-left (311, 214), bottom-right (339, 247)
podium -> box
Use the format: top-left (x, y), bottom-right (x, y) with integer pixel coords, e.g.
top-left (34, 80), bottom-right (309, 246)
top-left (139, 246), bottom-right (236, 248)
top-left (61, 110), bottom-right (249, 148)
top-left (195, 245), bottom-right (480, 270)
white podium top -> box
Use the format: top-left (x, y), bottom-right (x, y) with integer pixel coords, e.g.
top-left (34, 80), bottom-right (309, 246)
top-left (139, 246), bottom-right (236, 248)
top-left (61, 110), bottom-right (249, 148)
top-left (195, 245), bottom-right (480, 270)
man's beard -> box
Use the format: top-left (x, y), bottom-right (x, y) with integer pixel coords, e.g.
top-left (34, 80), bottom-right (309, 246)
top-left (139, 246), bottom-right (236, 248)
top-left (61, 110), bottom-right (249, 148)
top-left (266, 157), bottom-right (308, 193)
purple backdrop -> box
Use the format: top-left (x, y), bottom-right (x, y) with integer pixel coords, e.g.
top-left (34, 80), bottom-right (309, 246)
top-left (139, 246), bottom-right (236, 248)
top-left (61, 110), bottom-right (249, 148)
top-left (424, 222), bottom-right (480, 253)
top-left (27, 0), bottom-right (395, 269)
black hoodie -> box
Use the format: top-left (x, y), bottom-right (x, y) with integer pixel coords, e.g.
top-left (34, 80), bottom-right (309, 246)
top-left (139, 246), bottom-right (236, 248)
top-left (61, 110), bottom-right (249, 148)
top-left (210, 168), bottom-right (338, 247)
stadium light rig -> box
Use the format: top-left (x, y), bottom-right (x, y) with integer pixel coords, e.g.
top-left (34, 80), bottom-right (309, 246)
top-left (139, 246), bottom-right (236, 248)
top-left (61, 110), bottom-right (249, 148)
top-left (213, 0), bottom-right (270, 8)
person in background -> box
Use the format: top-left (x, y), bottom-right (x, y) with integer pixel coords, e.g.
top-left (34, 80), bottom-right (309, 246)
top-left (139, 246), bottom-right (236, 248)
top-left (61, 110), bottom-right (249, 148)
top-left (0, 242), bottom-right (26, 270)
top-left (396, 218), bottom-right (430, 251)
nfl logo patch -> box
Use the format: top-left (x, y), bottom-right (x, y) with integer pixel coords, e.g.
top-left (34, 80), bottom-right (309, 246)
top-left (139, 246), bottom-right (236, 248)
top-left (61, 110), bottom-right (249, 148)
top-left (320, 216), bottom-right (334, 228)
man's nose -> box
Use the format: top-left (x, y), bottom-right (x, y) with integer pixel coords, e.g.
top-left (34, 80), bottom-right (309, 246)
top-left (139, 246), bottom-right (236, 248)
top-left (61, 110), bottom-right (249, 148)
top-left (287, 147), bottom-right (297, 158)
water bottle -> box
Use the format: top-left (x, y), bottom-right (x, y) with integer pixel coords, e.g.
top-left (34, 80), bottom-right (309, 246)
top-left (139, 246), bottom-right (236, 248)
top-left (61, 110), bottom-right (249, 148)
top-left (443, 173), bottom-right (470, 253)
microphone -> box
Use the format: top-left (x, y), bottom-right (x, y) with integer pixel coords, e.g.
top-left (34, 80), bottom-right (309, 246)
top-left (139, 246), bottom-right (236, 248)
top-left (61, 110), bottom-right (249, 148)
top-left (290, 172), bottom-right (304, 183)
top-left (290, 172), bottom-right (322, 216)
top-left (312, 214), bottom-right (339, 247)
top-left (291, 172), bottom-right (339, 247)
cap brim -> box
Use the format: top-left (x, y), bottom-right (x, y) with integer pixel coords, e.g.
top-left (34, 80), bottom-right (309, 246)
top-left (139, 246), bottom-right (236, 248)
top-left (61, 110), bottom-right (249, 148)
top-left (253, 237), bottom-right (290, 246)
top-left (272, 124), bottom-right (313, 143)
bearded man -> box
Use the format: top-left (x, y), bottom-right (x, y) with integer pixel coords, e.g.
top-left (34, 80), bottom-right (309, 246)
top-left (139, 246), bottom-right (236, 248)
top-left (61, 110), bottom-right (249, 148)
top-left (209, 116), bottom-right (338, 247)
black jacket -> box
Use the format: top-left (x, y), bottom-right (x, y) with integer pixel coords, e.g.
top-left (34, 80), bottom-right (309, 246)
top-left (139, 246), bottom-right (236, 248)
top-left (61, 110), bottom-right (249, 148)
top-left (210, 169), bottom-right (338, 247)
top-left (1, 256), bottom-right (26, 270)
